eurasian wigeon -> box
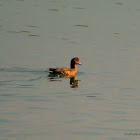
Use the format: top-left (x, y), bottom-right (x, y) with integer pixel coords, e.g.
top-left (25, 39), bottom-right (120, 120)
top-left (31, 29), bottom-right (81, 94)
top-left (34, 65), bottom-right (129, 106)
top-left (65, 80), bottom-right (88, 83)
top-left (47, 57), bottom-right (82, 75)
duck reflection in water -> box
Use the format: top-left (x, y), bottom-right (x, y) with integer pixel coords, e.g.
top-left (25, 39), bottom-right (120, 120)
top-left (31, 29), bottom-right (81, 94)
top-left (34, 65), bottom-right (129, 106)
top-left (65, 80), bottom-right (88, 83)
top-left (48, 74), bottom-right (79, 88)
top-left (69, 75), bottom-right (79, 88)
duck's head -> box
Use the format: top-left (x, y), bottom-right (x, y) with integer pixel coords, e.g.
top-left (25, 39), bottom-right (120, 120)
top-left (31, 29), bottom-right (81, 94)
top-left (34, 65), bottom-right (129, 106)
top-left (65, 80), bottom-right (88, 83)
top-left (71, 57), bottom-right (82, 68)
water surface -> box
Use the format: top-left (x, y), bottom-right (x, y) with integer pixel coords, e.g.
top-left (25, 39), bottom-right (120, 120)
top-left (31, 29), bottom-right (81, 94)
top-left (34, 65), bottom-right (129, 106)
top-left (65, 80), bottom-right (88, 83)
top-left (0, 0), bottom-right (140, 140)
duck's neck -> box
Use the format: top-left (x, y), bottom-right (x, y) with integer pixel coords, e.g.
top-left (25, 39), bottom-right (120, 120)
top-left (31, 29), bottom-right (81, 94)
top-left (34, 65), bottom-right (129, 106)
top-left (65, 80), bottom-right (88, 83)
top-left (71, 63), bottom-right (76, 69)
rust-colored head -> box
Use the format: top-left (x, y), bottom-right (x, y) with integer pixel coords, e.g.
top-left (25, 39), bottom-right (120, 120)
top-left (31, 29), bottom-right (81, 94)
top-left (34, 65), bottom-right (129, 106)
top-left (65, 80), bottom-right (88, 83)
top-left (71, 57), bottom-right (82, 68)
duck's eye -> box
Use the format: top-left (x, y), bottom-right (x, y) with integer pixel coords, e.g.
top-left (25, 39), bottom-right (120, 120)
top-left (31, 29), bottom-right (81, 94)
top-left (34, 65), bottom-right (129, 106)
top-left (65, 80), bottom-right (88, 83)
top-left (77, 59), bottom-right (79, 61)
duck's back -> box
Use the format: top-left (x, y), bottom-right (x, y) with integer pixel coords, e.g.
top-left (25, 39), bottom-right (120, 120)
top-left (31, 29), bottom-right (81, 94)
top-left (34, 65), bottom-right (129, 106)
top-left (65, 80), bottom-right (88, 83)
top-left (49, 67), bottom-right (76, 75)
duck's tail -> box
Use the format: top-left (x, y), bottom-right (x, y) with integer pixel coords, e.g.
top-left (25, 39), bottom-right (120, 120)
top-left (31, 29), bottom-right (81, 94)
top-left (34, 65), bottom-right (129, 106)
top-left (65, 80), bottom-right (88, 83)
top-left (45, 69), bottom-right (53, 73)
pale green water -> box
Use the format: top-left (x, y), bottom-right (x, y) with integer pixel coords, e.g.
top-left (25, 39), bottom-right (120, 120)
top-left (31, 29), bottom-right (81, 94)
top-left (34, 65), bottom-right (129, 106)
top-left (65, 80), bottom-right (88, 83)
top-left (0, 0), bottom-right (140, 140)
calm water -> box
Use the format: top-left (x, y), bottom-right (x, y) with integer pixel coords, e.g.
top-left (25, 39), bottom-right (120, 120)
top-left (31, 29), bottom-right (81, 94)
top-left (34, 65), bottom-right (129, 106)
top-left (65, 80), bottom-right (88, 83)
top-left (1, 0), bottom-right (140, 140)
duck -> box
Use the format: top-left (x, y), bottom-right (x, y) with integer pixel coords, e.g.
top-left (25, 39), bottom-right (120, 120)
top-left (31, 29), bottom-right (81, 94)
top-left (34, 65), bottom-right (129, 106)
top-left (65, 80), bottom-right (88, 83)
top-left (47, 57), bottom-right (82, 75)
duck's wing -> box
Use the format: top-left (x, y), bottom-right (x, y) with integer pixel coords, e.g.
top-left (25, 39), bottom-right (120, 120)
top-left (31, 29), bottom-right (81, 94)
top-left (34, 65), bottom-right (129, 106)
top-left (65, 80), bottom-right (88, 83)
top-left (48, 67), bottom-right (68, 74)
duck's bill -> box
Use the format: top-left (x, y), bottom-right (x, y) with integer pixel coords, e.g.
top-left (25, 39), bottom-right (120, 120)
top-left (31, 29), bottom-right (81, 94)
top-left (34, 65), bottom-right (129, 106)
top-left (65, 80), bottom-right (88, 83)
top-left (78, 63), bottom-right (82, 65)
